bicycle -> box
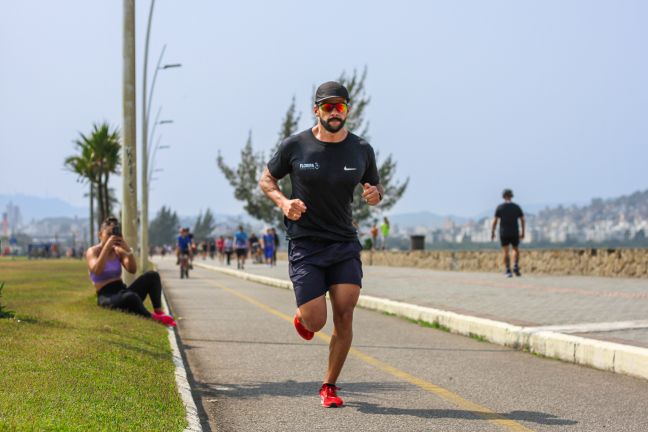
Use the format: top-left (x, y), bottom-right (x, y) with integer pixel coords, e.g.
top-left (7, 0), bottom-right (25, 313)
top-left (179, 253), bottom-right (191, 279)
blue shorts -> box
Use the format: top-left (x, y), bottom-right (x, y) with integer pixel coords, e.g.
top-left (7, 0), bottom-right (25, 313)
top-left (264, 246), bottom-right (274, 259)
top-left (288, 238), bottom-right (363, 307)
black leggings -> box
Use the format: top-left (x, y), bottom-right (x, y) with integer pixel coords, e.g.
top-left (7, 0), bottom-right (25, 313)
top-left (97, 271), bottom-right (162, 318)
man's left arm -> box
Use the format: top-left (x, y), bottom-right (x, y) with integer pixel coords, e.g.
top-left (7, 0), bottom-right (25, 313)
top-left (362, 183), bottom-right (384, 206)
top-left (361, 145), bottom-right (383, 206)
top-left (519, 216), bottom-right (526, 240)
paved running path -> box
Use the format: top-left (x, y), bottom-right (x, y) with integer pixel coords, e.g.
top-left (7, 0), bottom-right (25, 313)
top-left (156, 258), bottom-right (648, 432)
top-left (186, 257), bottom-right (648, 347)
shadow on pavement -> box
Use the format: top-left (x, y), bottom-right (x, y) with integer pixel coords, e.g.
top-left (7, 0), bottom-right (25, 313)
top-left (192, 379), bottom-right (408, 399)
top-left (347, 402), bottom-right (579, 426)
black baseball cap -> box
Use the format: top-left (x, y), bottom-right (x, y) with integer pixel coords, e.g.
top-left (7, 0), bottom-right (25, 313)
top-left (315, 81), bottom-right (350, 104)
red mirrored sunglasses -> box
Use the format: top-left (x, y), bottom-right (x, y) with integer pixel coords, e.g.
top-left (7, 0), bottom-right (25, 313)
top-left (318, 103), bottom-right (348, 114)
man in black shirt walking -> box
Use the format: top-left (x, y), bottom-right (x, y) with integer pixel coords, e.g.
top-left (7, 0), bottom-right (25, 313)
top-left (259, 81), bottom-right (383, 408)
top-left (491, 189), bottom-right (525, 277)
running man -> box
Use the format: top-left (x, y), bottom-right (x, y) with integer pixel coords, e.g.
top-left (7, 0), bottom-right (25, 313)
top-left (491, 189), bottom-right (525, 277)
top-left (259, 81), bottom-right (383, 408)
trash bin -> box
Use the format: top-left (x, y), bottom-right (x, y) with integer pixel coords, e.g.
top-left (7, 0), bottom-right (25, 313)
top-left (410, 235), bottom-right (425, 251)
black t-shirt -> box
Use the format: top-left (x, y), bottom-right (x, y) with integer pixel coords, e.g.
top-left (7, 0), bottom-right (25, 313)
top-left (495, 202), bottom-right (524, 237)
top-left (267, 129), bottom-right (380, 241)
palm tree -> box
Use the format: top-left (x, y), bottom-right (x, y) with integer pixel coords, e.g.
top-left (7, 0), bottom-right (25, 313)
top-left (64, 122), bottom-right (121, 239)
top-left (65, 138), bottom-right (99, 243)
top-left (90, 123), bottom-right (121, 221)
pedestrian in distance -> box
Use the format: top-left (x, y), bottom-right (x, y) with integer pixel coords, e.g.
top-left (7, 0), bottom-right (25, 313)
top-left (262, 228), bottom-right (275, 266)
top-left (271, 227), bottom-right (280, 266)
top-left (216, 235), bottom-right (225, 263)
top-left (370, 220), bottom-right (379, 250)
top-left (209, 239), bottom-right (216, 260)
top-left (224, 236), bottom-right (233, 266)
top-left (234, 225), bottom-right (249, 270)
top-left (86, 217), bottom-right (175, 327)
top-left (249, 232), bottom-right (262, 264)
top-left (491, 189), bottom-right (525, 277)
top-left (260, 81), bottom-right (383, 408)
top-left (380, 216), bottom-right (390, 250)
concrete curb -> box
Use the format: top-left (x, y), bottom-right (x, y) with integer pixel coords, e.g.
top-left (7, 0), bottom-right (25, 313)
top-left (195, 262), bottom-right (648, 382)
top-left (161, 289), bottom-right (203, 432)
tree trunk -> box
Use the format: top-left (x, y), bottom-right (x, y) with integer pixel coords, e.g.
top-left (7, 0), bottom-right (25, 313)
top-left (104, 173), bottom-right (111, 217)
top-left (89, 184), bottom-right (95, 245)
top-left (96, 180), bottom-right (105, 226)
top-left (101, 173), bottom-right (109, 219)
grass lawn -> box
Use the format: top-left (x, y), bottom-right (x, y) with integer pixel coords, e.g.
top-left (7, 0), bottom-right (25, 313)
top-left (0, 258), bottom-right (186, 431)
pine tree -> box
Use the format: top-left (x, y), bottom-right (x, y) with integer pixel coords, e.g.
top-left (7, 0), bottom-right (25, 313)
top-left (217, 69), bottom-right (408, 227)
top-left (193, 208), bottom-right (217, 240)
top-left (217, 97), bottom-right (300, 228)
top-left (149, 206), bottom-right (180, 247)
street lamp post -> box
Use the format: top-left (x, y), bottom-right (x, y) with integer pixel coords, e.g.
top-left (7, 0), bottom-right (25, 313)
top-left (148, 135), bottom-right (170, 184)
top-left (122, 0), bottom-right (138, 284)
top-left (140, 0), bottom-right (181, 271)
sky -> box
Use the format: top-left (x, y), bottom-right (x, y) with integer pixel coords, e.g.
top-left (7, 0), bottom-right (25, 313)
top-left (1, 1), bottom-right (647, 219)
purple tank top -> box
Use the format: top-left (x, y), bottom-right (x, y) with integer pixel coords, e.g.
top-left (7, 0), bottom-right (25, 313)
top-left (89, 258), bottom-right (122, 284)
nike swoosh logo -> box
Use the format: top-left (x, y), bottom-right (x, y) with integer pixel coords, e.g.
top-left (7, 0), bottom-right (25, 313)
top-left (344, 166), bottom-right (357, 171)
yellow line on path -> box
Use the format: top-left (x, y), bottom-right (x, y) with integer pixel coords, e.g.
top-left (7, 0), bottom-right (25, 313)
top-left (207, 280), bottom-right (534, 432)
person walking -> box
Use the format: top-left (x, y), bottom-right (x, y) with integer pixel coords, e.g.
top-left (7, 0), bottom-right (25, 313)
top-left (380, 216), bottom-right (390, 250)
top-left (234, 225), bottom-right (249, 270)
top-left (216, 235), bottom-right (225, 263)
top-left (369, 220), bottom-right (379, 250)
top-left (491, 189), bottom-right (525, 277)
top-left (224, 236), bottom-right (233, 266)
top-left (259, 81), bottom-right (383, 408)
top-left (262, 228), bottom-right (275, 266)
top-left (271, 227), bottom-right (280, 266)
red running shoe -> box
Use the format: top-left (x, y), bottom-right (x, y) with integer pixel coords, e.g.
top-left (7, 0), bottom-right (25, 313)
top-left (152, 312), bottom-right (176, 327)
top-left (319, 384), bottom-right (343, 408)
top-left (293, 314), bottom-right (314, 340)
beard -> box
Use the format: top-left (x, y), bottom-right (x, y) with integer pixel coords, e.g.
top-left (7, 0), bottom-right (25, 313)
top-left (320, 116), bottom-right (346, 133)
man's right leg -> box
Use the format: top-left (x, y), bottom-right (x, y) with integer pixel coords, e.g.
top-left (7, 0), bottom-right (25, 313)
top-left (297, 295), bottom-right (327, 332)
top-left (512, 246), bottom-right (521, 276)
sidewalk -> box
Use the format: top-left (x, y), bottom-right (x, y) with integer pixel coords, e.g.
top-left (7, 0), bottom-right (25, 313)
top-left (198, 257), bottom-right (648, 346)
top-left (183, 256), bottom-right (648, 381)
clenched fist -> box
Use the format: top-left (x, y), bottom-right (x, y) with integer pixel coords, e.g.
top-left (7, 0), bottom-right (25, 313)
top-left (282, 199), bottom-right (307, 221)
top-left (362, 183), bottom-right (382, 206)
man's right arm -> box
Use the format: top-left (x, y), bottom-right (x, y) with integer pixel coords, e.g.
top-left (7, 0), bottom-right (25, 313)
top-left (259, 167), bottom-right (306, 221)
top-left (491, 218), bottom-right (498, 241)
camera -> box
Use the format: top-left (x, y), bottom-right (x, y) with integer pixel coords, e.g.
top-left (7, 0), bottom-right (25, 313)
top-left (111, 225), bottom-right (122, 237)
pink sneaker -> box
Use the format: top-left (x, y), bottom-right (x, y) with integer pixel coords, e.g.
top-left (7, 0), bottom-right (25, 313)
top-left (320, 384), bottom-right (344, 408)
top-left (293, 314), bottom-right (314, 340)
top-left (152, 312), bottom-right (176, 327)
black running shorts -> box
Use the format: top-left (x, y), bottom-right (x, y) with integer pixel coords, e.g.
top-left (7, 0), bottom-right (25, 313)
top-left (288, 238), bottom-right (363, 307)
top-left (500, 234), bottom-right (520, 247)
top-left (236, 248), bottom-right (248, 258)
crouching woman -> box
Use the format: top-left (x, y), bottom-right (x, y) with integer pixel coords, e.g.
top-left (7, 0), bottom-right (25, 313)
top-left (86, 217), bottom-right (175, 327)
